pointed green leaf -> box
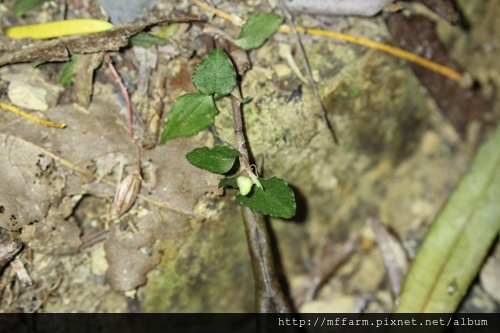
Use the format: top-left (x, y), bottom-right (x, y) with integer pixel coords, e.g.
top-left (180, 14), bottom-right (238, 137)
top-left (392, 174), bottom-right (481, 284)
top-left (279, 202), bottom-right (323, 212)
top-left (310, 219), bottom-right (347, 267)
top-left (186, 145), bottom-right (240, 174)
top-left (236, 177), bottom-right (295, 218)
top-left (13, 0), bottom-right (50, 16)
top-left (395, 126), bottom-right (500, 313)
top-left (129, 32), bottom-right (168, 48)
top-left (160, 93), bottom-right (216, 143)
top-left (192, 47), bottom-right (236, 96)
top-left (58, 54), bottom-right (81, 86)
top-left (31, 61), bottom-right (46, 68)
top-left (219, 176), bottom-right (239, 188)
top-left (233, 13), bottom-right (284, 50)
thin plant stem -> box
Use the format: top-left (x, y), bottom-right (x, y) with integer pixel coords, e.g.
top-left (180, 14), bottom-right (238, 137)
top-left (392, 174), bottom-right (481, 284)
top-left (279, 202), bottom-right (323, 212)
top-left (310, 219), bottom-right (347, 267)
top-left (280, 0), bottom-right (338, 143)
top-left (230, 88), bottom-right (293, 313)
top-left (104, 53), bottom-right (133, 136)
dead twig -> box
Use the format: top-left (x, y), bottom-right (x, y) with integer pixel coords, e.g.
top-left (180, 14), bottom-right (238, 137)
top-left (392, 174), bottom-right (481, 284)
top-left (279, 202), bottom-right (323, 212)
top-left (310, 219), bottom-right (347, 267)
top-left (279, 0), bottom-right (339, 143)
top-left (295, 233), bottom-right (358, 308)
top-left (368, 217), bottom-right (408, 298)
top-left (0, 102), bottom-right (66, 129)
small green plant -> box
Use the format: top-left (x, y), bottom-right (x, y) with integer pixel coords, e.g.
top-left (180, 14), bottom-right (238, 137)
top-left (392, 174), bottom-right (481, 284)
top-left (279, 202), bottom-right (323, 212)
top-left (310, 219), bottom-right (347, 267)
top-left (160, 13), bottom-right (295, 219)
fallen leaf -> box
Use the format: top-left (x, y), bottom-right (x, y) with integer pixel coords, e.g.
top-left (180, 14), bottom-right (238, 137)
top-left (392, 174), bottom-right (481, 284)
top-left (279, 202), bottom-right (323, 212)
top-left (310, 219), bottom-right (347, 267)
top-left (395, 126), bottom-right (500, 312)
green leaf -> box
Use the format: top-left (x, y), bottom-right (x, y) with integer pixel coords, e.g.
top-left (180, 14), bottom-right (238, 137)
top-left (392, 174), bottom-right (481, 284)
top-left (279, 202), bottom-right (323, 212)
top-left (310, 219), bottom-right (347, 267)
top-left (219, 176), bottom-right (238, 188)
top-left (13, 0), bottom-right (50, 16)
top-left (160, 93), bottom-right (217, 143)
top-left (129, 32), bottom-right (168, 48)
top-left (395, 126), bottom-right (500, 313)
top-left (156, 24), bottom-right (179, 39)
top-left (31, 61), bottom-right (46, 68)
top-left (233, 13), bottom-right (284, 50)
top-left (58, 54), bottom-right (81, 86)
top-left (186, 145), bottom-right (240, 174)
top-left (236, 177), bottom-right (295, 218)
top-left (192, 47), bottom-right (236, 96)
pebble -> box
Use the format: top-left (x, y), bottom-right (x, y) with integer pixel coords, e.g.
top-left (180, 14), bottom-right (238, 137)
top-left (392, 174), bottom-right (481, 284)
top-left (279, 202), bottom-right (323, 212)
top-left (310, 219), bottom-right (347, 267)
top-left (274, 63), bottom-right (292, 78)
top-left (8, 80), bottom-right (49, 111)
top-left (418, 130), bottom-right (442, 156)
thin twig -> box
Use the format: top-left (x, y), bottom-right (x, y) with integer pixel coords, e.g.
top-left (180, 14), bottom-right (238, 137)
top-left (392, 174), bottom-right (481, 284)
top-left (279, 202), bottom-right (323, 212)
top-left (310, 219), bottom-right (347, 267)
top-left (0, 102), bottom-right (66, 128)
top-left (189, 0), bottom-right (244, 26)
top-left (280, 1), bottom-right (338, 143)
top-left (278, 25), bottom-right (464, 83)
top-left (295, 233), bottom-right (358, 308)
top-left (104, 53), bottom-right (134, 136)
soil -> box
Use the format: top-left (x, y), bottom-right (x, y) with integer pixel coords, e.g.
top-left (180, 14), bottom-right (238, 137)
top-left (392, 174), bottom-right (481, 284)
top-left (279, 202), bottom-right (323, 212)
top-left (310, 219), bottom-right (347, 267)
top-left (0, 0), bottom-right (498, 313)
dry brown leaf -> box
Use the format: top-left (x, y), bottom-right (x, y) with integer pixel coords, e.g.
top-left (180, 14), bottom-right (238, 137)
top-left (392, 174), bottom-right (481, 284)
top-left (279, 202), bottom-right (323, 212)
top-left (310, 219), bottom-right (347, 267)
top-left (0, 135), bottom-right (64, 231)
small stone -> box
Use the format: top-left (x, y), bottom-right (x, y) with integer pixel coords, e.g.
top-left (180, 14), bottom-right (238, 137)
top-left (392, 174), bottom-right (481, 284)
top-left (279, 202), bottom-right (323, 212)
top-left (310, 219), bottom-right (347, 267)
top-left (91, 246), bottom-right (109, 277)
top-left (8, 80), bottom-right (49, 111)
top-left (418, 131), bottom-right (442, 156)
top-left (274, 63), bottom-right (292, 78)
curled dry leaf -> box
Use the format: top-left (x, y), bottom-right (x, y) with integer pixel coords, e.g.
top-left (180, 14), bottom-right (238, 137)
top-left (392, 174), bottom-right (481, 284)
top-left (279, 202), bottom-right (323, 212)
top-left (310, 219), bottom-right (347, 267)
top-left (0, 134), bottom-right (64, 231)
top-left (0, 239), bottom-right (23, 269)
top-left (115, 172), bottom-right (142, 218)
top-left (11, 256), bottom-right (33, 287)
top-left (368, 217), bottom-right (409, 298)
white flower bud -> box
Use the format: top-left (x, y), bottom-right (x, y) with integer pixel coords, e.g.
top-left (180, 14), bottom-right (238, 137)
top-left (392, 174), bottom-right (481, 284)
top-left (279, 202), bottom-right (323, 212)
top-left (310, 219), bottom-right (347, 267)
top-left (237, 175), bottom-right (254, 196)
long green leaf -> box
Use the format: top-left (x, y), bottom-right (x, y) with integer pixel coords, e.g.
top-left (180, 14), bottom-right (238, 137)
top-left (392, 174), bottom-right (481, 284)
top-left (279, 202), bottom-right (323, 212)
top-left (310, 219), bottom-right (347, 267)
top-left (129, 32), bottom-right (168, 48)
top-left (58, 54), bottom-right (81, 86)
top-left (233, 13), bottom-right (284, 50)
top-left (395, 126), bottom-right (500, 312)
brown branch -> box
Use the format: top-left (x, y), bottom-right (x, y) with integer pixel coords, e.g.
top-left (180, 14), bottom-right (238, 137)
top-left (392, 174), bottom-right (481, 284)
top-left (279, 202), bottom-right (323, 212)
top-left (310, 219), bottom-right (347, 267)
top-left (231, 88), bottom-right (293, 313)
